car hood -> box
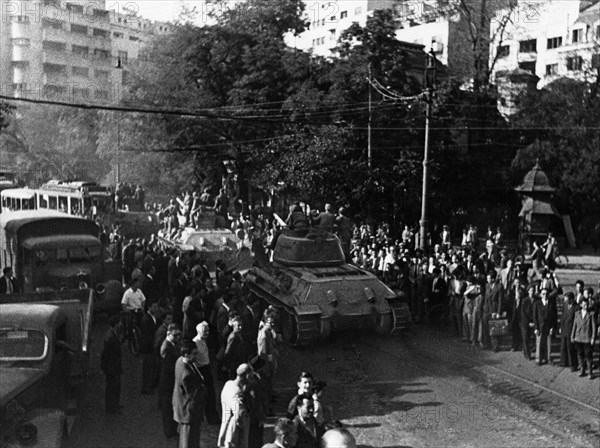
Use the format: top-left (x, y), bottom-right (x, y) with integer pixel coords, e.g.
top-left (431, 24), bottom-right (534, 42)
top-left (0, 367), bottom-right (45, 407)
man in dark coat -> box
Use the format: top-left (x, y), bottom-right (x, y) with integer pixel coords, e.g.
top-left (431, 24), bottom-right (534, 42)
top-left (0, 267), bottom-right (19, 294)
top-left (159, 324), bottom-right (181, 438)
top-left (101, 315), bottom-right (123, 414)
top-left (482, 270), bottom-right (504, 351)
top-left (142, 265), bottom-right (160, 308)
top-left (244, 356), bottom-right (268, 448)
top-left (172, 342), bottom-right (206, 448)
top-left (520, 286), bottom-right (535, 360)
top-left (141, 302), bottom-right (160, 394)
top-left (571, 297), bottom-right (597, 378)
top-left (224, 315), bottom-right (250, 380)
top-left (560, 292), bottom-right (578, 370)
top-left (533, 287), bottom-right (557, 365)
top-left (292, 395), bottom-right (324, 448)
top-left (428, 267), bottom-right (448, 322)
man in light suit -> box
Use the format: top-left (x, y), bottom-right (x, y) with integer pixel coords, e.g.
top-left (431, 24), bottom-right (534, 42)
top-left (173, 342), bottom-right (206, 448)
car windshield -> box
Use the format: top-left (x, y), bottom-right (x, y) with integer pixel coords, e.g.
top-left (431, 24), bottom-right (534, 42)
top-left (0, 329), bottom-right (48, 361)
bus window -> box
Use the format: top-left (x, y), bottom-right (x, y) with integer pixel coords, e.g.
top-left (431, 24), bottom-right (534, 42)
top-left (49, 196), bottom-right (57, 210)
top-left (70, 199), bottom-right (79, 215)
top-left (1, 197), bottom-right (7, 209)
top-left (58, 197), bottom-right (68, 212)
top-left (23, 198), bottom-right (34, 210)
top-left (84, 198), bottom-right (92, 215)
top-left (35, 249), bottom-right (51, 266)
top-left (39, 195), bottom-right (48, 208)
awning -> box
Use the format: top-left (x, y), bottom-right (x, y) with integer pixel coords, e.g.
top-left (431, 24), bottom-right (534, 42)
top-left (518, 198), bottom-right (561, 217)
top-left (22, 235), bottom-right (100, 250)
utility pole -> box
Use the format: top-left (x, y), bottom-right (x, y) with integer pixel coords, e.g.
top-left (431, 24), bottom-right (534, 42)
top-left (115, 56), bottom-right (122, 185)
top-left (367, 64), bottom-right (372, 170)
top-left (419, 49), bottom-right (437, 252)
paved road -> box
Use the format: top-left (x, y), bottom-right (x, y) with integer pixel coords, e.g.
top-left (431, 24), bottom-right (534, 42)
top-left (67, 315), bottom-right (599, 447)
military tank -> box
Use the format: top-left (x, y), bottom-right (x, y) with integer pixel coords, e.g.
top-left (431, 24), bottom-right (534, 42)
top-left (158, 210), bottom-right (252, 273)
top-left (245, 227), bottom-right (411, 345)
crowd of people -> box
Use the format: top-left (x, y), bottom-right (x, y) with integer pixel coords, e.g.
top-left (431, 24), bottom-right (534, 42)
top-left (100, 228), bottom-right (353, 448)
top-left (99, 196), bottom-right (598, 448)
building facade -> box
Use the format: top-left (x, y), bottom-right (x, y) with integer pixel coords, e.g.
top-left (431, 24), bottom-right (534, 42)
top-left (490, 0), bottom-right (600, 87)
top-left (0, 0), bottom-right (170, 103)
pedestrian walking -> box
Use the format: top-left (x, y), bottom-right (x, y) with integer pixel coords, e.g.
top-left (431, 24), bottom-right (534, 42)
top-left (141, 302), bottom-right (161, 394)
top-left (101, 315), bottom-right (123, 415)
top-left (559, 292), bottom-right (578, 371)
top-left (533, 288), bottom-right (557, 365)
top-left (192, 322), bottom-right (220, 424)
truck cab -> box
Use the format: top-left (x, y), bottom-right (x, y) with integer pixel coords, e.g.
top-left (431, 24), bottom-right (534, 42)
top-left (0, 293), bottom-right (93, 448)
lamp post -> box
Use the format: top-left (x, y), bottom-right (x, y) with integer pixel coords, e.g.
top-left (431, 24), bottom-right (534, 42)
top-left (419, 49), bottom-right (437, 252)
top-left (114, 56), bottom-right (122, 185)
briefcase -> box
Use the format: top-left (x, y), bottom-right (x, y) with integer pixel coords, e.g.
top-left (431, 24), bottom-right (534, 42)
top-left (489, 318), bottom-right (509, 337)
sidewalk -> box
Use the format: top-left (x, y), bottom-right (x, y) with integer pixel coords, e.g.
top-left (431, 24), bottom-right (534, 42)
top-left (563, 246), bottom-right (600, 271)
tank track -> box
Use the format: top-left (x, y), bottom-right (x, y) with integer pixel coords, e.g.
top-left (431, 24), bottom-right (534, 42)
top-left (293, 312), bottom-right (321, 346)
top-left (390, 301), bottom-right (411, 334)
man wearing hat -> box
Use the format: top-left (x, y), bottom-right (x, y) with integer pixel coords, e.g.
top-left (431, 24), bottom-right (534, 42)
top-left (218, 363), bottom-right (252, 448)
top-left (245, 355), bottom-right (268, 448)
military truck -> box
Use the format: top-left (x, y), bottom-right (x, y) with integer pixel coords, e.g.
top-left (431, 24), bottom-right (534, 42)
top-left (0, 289), bottom-right (93, 448)
top-left (245, 228), bottom-right (411, 345)
top-left (0, 210), bottom-right (122, 312)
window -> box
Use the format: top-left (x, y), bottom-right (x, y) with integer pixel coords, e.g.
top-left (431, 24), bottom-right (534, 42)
top-left (545, 63), bottom-right (558, 75)
top-left (497, 45), bottom-right (510, 58)
top-left (518, 61), bottom-right (536, 74)
top-left (95, 89), bottom-right (109, 100)
top-left (329, 29), bottom-right (336, 40)
top-left (43, 63), bottom-right (67, 74)
top-left (592, 54), bottom-right (600, 69)
top-left (547, 36), bottom-right (563, 49)
top-left (519, 39), bottom-right (537, 53)
top-left (43, 40), bottom-right (66, 52)
top-left (44, 85), bottom-right (66, 98)
top-left (73, 87), bottom-right (90, 98)
top-left (566, 56), bottom-right (583, 71)
top-left (572, 29), bottom-right (583, 44)
top-left (10, 15), bottom-right (30, 23)
top-left (329, 15), bottom-right (336, 22)
top-left (72, 66), bottom-right (89, 77)
top-left (340, 11), bottom-right (348, 19)
top-left (93, 49), bottom-right (109, 59)
top-left (129, 35), bottom-right (140, 41)
top-left (355, 6), bottom-right (362, 15)
top-left (118, 50), bottom-right (128, 65)
top-left (113, 31), bottom-right (123, 38)
top-left (70, 24), bottom-right (88, 35)
top-left (93, 28), bottom-right (108, 38)
top-left (66, 3), bottom-right (84, 14)
top-left (42, 19), bottom-right (63, 30)
top-left (12, 38), bottom-right (30, 46)
top-left (72, 45), bottom-right (89, 57)
top-left (94, 69), bottom-right (109, 82)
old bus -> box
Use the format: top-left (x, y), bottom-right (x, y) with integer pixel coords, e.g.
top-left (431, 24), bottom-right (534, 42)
top-left (36, 180), bottom-right (113, 217)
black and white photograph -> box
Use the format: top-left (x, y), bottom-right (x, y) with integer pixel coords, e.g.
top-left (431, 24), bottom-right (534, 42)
top-left (0, 0), bottom-right (599, 447)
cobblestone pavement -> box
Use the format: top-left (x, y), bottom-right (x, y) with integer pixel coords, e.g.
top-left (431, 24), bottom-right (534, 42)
top-left (66, 309), bottom-right (599, 448)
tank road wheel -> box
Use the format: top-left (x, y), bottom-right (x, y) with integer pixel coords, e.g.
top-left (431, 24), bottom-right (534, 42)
top-left (281, 310), bottom-right (321, 346)
top-left (375, 313), bottom-right (393, 335)
top-left (281, 310), bottom-right (299, 345)
top-left (389, 301), bottom-right (412, 335)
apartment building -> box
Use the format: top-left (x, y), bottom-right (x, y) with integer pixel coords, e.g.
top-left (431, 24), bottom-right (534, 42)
top-left (287, 0), bottom-right (396, 56)
top-left (0, 0), bottom-right (170, 103)
top-left (490, 0), bottom-right (600, 87)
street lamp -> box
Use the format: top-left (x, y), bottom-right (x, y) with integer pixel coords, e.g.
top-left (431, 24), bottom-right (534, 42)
top-left (419, 48), bottom-right (437, 252)
top-left (114, 56), bottom-right (122, 185)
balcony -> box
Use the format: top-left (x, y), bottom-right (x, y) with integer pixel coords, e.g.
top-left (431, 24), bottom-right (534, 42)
top-left (43, 49), bottom-right (68, 65)
top-left (12, 46), bottom-right (31, 62)
top-left (11, 22), bottom-right (30, 39)
top-left (12, 67), bottom-right (28, 84)
top-left (43, 27), bottom-right (67, 41)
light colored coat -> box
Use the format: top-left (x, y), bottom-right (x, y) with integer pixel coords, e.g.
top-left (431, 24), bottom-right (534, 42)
top-left (218, 380), bottom-right (249, 448)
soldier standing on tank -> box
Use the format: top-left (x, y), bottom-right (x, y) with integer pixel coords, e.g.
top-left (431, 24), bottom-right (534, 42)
top-left (335, 207), bottom-right (353, 261)
top-left (315, 204), bottom-right (336, 233)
